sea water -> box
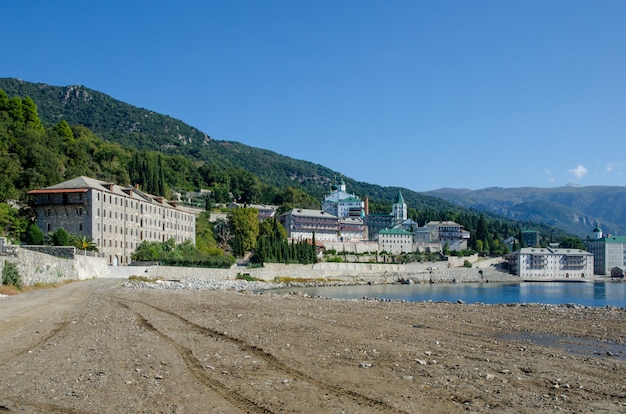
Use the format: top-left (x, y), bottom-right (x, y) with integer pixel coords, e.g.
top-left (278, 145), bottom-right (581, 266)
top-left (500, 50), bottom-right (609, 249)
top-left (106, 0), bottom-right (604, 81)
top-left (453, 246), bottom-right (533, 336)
top-left (277, 281), bottom-right (626, 308)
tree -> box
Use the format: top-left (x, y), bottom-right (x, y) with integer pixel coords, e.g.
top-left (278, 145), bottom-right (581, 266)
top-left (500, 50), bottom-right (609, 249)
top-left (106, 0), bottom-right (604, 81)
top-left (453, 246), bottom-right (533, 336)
top-left (559, 237), bottom-right (585, 250)
top-left (7, 96), bottom-right (24, 128)
top-left (73, 236), bottom-right (98, 252)
top-left (228, 207), bottom-right (259, 256)
top-left (24, 223), bottom-right (44, 245)
top-left (22, 96), bottom-right (44, 133)
top-left (0, 89), bottom-right (8, 111)
top-left (49, 228), bottom-right (71, 246)
top-left (54, 120), bottom-right (75, 144)
top-left (2, 260), bottom-right (22, 289)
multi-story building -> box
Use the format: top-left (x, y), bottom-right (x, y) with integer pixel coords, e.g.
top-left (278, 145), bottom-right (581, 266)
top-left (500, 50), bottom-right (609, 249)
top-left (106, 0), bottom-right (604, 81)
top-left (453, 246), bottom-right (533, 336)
top-left (28, 176), bottom-right (196, 266)
top-left (377, 228), bottom-right (413, 254)
top-left (279, 208), bottom-right (366, 242)
top-left (227, 202), bottom-right (277, 222)
top-left (585, 227), bottom-right (626, 276)
top-left (281, 209), bottom-right (338, 241)
top-left (521, 230), bottom-right (540, 247)
top-left (504, 247), bottom-right (594, 278)
top-left (364, 190), bottom-right (408, 241)
top-left (322, 180), bottom-right (364, 218)
top-left (422, 221), bottom-right (470, 251)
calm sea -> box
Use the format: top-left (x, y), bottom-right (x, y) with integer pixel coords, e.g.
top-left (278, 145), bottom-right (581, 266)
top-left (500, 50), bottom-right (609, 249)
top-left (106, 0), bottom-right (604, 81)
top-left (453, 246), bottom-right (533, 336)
top-left (277, 281), bottom-right (626, 308)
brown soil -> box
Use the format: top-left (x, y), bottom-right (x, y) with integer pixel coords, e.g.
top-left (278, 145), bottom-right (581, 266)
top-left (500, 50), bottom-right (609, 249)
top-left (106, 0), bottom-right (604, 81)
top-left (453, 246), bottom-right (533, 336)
top-left (0, 279), bottom-right (624, 413)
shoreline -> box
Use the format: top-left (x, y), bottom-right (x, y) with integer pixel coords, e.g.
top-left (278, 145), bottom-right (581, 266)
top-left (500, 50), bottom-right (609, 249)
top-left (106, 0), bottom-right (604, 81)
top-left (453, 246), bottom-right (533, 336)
top-left (122, 276), bottom-right (626, 309)
top-left (1, 278), bottom-right (624, 412)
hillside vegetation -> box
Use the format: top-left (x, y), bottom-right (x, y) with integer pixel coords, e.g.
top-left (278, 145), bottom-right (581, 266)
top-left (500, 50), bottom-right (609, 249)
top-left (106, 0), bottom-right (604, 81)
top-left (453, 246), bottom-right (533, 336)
top-left (0, 79), bottom-right (574, 256)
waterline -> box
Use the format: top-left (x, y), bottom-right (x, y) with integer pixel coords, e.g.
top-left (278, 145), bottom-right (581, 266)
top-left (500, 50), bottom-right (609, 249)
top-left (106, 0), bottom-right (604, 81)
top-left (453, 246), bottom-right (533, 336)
top-left (277, 281), bottom-right (626, 308)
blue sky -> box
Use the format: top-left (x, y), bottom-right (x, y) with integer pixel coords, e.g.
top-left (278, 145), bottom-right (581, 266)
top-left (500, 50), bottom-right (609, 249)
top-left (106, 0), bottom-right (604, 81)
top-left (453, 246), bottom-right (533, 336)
top-left (1, 1), bottom-right (625, 191)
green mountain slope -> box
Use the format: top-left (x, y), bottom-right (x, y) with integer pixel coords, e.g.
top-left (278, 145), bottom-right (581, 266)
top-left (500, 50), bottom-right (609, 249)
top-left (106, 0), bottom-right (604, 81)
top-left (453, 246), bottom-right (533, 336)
top-left (0, 78), bottom-right (450, 208)
top-left (0, 77), bottom-right (577, 248)
top-left (427, 186), bottom-right (626, 237)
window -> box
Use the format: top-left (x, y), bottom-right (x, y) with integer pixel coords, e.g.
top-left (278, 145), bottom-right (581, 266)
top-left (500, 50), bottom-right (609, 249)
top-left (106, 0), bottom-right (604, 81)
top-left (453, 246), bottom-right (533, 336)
top-left (79, 223), bottom-right (83, 231)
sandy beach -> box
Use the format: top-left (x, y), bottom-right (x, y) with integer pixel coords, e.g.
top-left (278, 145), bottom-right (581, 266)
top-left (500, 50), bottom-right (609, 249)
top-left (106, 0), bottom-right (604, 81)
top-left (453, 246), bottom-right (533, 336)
top-left (0, 278), bottom-right (624, 413)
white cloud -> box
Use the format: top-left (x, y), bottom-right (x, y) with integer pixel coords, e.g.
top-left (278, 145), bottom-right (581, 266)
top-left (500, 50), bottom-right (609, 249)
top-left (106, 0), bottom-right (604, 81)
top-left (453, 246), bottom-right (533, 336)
top-left (568, 164), bottom-right (588, 181)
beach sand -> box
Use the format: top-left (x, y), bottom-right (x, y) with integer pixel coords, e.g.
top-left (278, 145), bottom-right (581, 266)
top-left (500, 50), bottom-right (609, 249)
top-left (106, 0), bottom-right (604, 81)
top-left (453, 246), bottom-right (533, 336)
top-left (0, 278), bottom-right (624, 413)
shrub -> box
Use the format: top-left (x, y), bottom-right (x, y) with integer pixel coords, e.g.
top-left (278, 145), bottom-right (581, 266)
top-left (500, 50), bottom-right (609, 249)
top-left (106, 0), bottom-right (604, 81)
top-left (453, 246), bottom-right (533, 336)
top-left (2, 261), bottom-right (22, 289)
top-left (463, 260), bottom-right (473, 268)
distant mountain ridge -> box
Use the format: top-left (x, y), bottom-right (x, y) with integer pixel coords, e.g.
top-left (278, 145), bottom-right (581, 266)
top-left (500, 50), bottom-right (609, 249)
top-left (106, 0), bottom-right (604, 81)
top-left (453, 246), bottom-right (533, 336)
top-left (426, 186), bottom-right (626, 237)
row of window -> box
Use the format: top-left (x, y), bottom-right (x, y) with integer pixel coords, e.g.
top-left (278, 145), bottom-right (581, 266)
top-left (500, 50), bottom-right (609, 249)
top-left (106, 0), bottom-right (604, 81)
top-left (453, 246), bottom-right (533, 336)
top-left (97, 192), bottom-right (192, 221)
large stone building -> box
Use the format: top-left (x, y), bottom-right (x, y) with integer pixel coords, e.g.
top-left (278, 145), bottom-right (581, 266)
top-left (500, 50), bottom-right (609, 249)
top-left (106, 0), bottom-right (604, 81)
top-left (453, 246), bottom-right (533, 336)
top-left (415, 221), bottom-right (470, 251)
top-left (584, 225), bottom-right (626, 276)
top-left (28, 176), bottom-right (196, 266)
top-left (280, 180), bottom-right (367, 242)
top-left (279, 209), bottom-right (366, 242)
top-left (504, 247), bottom-right (594, 279)
top-left (377, 228), bottom-right (413, 254)
top-left (364, 191), bottom-right (409, 241)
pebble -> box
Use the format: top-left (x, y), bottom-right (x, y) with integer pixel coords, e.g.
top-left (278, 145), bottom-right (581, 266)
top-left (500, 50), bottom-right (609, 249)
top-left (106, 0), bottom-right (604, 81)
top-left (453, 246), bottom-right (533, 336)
top-left (124, 278), bottom-right (282, 292)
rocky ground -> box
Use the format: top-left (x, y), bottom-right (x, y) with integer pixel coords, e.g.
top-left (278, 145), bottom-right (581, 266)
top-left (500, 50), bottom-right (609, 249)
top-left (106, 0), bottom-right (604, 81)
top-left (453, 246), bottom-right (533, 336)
top-left (0, 278), bottom-right (624, 413)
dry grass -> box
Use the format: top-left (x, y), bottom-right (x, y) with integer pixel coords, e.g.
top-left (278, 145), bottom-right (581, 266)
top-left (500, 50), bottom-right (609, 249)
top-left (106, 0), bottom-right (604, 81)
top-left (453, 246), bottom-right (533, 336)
top-left (0, 280), bottom-right (76, 296)
top-left (273, 276), bottom-right (340, 283)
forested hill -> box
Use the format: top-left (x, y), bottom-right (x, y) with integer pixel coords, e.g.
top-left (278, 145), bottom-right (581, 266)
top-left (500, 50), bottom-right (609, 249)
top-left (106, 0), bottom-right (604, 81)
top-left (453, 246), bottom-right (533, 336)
top-left (0, 78), bottom-right (450, 207)
top-left (0, 78), bottom-right (574, 252)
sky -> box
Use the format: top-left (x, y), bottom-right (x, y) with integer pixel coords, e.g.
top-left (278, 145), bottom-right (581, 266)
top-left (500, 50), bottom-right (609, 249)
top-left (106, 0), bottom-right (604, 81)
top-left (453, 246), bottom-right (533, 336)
top-left (1, 0), bottom-right (625, 191)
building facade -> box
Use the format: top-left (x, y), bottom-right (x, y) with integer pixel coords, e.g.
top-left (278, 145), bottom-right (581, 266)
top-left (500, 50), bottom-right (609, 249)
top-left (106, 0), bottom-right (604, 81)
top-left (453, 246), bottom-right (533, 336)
top-left (521, 230), bottom-right (540, 247)
top-left (322, 180), bottom-right (365, 218)
top-left (279, 208), bottom-right (366, 242)
top-left (585, 234), bottom-right (626, 276)
top-left (504, 247), bottom-right (594, 278)
top-left (423, 221), bottom-right (470, 251)
top-left (28, 176), bottom-right (196, 266)
top-left (377, 228), bottom-right (413, 254)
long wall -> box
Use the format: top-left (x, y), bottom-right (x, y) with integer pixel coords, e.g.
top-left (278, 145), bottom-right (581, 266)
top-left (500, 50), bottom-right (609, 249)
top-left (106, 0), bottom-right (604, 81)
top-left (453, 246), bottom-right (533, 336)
top-left (0, 247), bottom-right (108, 286)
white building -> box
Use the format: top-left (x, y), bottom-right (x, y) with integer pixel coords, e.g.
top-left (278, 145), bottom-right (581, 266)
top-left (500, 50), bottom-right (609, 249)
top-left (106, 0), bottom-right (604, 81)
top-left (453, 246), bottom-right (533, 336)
top-left (377, 228), bottom-right (413, 254)
top-left (504, 247), bottom-right (594, 279)
top-left (322, 180), bottom-right (364, 218)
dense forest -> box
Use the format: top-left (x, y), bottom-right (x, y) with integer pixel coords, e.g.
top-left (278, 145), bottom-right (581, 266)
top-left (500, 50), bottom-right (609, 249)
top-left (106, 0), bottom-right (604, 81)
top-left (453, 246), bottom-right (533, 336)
top-left (0, 84), bottom-right (572, 262)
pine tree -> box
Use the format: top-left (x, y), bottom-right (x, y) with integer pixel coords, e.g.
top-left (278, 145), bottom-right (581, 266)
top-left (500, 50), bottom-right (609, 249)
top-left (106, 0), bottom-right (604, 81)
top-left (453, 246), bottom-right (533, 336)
top-left (22, 97), bottom-right (44, 133)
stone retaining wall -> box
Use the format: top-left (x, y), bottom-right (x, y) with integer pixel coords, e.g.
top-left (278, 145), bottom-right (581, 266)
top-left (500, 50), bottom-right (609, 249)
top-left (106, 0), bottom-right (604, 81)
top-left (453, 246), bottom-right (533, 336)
top-left (144, 262), bottom-right (408, 282)
top-left (0, 248), bottom-right (108, 286)
top-left (141, 261), bottom-right (519, 284)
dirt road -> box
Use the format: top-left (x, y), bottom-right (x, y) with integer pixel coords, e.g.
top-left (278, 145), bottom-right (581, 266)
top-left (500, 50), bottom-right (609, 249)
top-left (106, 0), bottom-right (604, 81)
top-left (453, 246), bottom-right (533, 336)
top-left (0, 279), bottom-right (624, 413)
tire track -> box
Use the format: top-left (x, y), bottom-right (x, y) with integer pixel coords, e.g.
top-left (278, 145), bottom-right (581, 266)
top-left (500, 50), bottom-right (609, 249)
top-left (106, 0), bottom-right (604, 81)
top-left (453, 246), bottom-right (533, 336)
top-left (116, 297), bottom-right (408, 414)
top-left (116, 301), bottom-right (273, 414)
top-left (0, 321), bottom-right (71, 366)
top-left (0, 395), bottom-right (96, 414)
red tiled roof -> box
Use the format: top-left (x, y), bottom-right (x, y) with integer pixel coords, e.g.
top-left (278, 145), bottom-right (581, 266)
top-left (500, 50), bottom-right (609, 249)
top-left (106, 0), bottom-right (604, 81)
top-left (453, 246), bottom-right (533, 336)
top-left (27, 188), bottom-right (88, 194)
